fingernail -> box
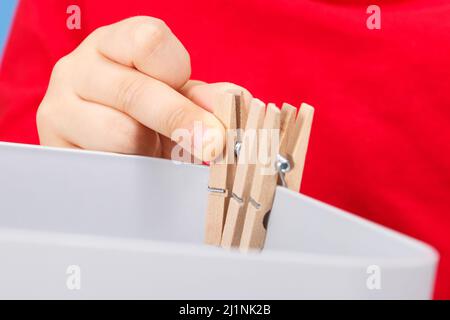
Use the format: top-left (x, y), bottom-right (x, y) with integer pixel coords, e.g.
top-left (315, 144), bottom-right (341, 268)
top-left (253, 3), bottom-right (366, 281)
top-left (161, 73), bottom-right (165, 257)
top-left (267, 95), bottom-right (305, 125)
top-left (201, 126), bottom-right (225, 162)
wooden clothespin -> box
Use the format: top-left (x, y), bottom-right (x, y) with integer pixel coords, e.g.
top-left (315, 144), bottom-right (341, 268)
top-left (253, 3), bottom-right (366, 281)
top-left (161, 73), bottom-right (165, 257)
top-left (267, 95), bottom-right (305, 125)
top-left (284, 103), bottom-right (314, 192)
top-left (238, 102), bottom-right (314, 251)
top-left (221, 99), bottom-right (265, 249)
top-left (239, 103), bottom-right (297, 251)
top-left (204, 91), bottom-right (248, 246)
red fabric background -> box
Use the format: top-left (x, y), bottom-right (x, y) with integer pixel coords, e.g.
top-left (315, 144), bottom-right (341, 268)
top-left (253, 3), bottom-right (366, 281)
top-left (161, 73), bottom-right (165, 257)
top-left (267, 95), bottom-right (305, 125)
top-left (0, 0), bottom-right (449, 298)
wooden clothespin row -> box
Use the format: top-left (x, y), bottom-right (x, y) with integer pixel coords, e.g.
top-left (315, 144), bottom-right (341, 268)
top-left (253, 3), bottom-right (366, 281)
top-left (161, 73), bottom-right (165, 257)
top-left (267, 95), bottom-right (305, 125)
top-left (204, 90), bottom-right (248, 246)
top-left (204, 91), bottom-right (314, 251)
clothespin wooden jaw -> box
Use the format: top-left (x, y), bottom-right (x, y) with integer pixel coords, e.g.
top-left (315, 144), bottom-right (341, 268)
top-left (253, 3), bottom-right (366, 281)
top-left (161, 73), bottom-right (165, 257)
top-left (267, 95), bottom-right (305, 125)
top-left (284, 103), bottom-right (314, 192)
top-left (239, 103), bottom-right (297, 251)
top-left (204, 91), bottom-right (248, 246)
top-left (221, 99), bottom-right (265, 249)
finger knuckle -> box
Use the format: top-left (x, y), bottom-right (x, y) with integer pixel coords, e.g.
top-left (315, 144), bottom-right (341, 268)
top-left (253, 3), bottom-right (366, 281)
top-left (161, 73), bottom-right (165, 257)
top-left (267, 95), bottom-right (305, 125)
top-left (51, 56), bottom-right (71, 81)
top-left (90, 25), bottom-right (108, 38)
top-left (36, 98), bottom-right (55, 134)
top-left (164, 106), bottom-right (189, 136)
top-left (116, 76), bottom-right (147, 113)
top-left (132, 18), bottom-right (168, 56)
top-left (36, 102), bottom-right (49, 130)
top-left (174, 49), bottom-right (191, 89)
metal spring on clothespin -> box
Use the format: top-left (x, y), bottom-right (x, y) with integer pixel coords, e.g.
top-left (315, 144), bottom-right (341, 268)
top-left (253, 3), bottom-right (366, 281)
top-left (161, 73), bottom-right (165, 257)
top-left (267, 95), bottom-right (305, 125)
top-left (275, 154), bottom-right (291, 187)
top-left (234, 141), bottom-right (242, 158)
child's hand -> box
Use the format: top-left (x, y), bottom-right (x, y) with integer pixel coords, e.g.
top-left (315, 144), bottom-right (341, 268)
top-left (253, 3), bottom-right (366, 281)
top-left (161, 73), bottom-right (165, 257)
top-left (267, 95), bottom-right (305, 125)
top-left (36, 16), bottom-right (251, 161)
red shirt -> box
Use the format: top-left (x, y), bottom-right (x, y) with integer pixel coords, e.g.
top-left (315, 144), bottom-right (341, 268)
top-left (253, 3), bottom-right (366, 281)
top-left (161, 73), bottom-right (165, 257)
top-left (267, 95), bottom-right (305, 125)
top-left (0, 0), bottom-right (449, 298)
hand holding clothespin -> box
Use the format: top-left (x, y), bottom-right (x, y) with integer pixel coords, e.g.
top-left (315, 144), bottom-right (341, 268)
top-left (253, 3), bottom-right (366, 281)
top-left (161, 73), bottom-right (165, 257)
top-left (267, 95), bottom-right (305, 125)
top-left (204, 91), bottom-right (314, 251)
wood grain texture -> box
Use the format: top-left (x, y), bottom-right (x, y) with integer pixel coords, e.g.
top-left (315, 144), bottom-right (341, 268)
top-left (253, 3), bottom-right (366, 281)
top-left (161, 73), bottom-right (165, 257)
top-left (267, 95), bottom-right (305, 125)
top-left (239, 103), bottom-right (283, 251)
top-left (285, 103), bottom-right (314, 192)
top-left (204, 92), bottom-right (238, 246)
top-left (221, 99), bottom-right (265, 249)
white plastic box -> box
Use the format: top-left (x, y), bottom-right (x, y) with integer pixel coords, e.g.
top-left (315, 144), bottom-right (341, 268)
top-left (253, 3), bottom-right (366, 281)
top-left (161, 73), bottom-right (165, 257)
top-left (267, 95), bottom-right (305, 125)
top-left (0, 142), bottom-right (438, 299)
